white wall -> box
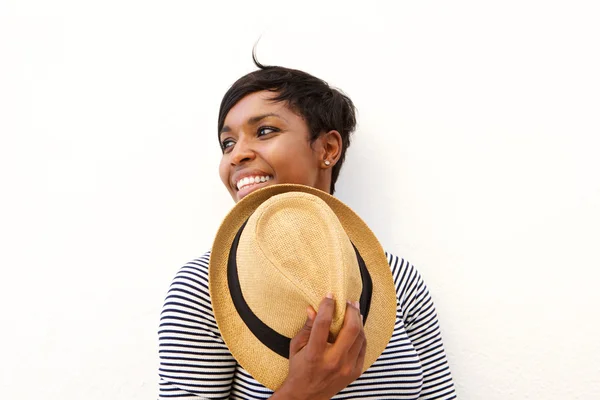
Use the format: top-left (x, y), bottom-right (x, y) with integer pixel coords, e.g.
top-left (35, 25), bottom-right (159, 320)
top-left (1, 0), bottom-right (599, 398)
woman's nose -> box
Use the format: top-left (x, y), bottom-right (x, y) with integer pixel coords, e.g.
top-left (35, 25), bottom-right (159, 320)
top-left (230, 137), bottom-right (256, 165)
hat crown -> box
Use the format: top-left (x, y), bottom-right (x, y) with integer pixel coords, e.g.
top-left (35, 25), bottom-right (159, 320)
top-left (237, 192), bottom-right (362, 338)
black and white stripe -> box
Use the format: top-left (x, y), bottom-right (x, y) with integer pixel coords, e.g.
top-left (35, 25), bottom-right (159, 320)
top-left (158, 251), bottom-right (456, 399)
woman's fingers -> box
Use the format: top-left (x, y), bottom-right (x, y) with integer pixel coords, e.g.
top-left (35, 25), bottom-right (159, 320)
top-left (346, 319), bottom-right (366, 368)
top-left (289, 306), bottom-right (317, 356)
top-left (331, 300), bottom-right (363, 360)
top-left (282, 297), bottom-right (367, 398)
top-left (354, 332), bottom-right (367, 372)
top-left (307, 294), bottom-right (335, 353)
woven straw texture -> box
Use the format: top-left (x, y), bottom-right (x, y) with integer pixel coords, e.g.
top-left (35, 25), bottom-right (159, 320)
top-left (209, 184), bottom-right (397, 391)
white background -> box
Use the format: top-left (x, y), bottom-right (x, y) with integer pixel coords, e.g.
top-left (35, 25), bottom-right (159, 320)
top-left (1, 0), bottom-right (599, 398)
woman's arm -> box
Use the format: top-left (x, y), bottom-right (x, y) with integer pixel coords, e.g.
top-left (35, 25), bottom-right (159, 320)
top-left (391, 253), bottom-right (457, 399)
top-left (158, 252), bottom-right (235, 399)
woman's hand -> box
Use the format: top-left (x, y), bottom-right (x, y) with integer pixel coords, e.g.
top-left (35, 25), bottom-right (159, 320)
top-left (273, 295), bottom-right (366, 400)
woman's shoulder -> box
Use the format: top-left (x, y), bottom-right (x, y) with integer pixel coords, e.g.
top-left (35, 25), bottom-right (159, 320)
top-left (383, 250), bottom-right (429, 300)
top-left (182, 250), bottom-right (211, 270)
top-left (161, 250), bottom-right (219, 331)
top-left (384, 250), bottom-right (419, 278)
top-left (164, 250), bottom-right (213, 309)
top-left (169, 250), bottom-right (212, 284)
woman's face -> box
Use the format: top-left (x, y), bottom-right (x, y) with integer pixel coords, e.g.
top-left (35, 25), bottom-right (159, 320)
top-left (219, 91), bottom-right (333, 203)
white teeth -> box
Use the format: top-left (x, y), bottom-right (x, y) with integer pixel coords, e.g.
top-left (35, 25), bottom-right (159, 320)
top-left (236, 175), bottom-right (272, 191)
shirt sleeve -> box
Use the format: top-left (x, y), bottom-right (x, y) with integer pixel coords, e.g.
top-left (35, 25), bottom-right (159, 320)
top-left (388, 252), bottom-right (457, 400)
top-left (158, 252), bottom-right (236, 399)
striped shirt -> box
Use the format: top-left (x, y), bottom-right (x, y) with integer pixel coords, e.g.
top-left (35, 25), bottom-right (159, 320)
top-left (158, 251), bottom-right (456, 399)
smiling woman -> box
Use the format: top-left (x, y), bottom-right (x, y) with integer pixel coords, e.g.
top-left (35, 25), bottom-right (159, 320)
top-left (158, 55), bottom-right (457, 399)
top-left (218, 91), bottom-right (341, 202)
top-left (216, 55), bottom-right (356, 200)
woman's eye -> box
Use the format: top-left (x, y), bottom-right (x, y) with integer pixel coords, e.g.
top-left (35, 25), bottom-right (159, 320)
top-left (258, 126), bottom-right (277, 136)
top-left (222, 139), bottom-right (235, 151)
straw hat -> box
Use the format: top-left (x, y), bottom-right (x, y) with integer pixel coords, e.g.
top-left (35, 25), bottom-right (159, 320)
top-left (208, 184), bottom-right (397, 391)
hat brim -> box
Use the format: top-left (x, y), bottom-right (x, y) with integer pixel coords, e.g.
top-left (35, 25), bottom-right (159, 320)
top-left (209, 184), bottom-right (397, 391)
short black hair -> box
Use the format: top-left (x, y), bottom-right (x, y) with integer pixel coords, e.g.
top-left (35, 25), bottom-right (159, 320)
top-left (217, 54), bottom-right (356, 194)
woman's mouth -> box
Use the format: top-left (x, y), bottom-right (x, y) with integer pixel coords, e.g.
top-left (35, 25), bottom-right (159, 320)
top-left (236, 175), bottom-right (274, 199)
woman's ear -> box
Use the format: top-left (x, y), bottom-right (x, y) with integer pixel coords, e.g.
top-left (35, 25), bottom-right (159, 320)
top-left (320, 130), bottom-right (342, 167)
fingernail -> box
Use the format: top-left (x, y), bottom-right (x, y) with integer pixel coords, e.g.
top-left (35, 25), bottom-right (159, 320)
top-left (354, 301), bottom-right (360, 309)
top-left (326, 292), bottom-right (334, 299)
top-left (361, 314), bottom-right (364, 322)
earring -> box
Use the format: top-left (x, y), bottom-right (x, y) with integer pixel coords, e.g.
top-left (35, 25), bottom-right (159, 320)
top-left (324, 160), bottom-right (331, 166)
